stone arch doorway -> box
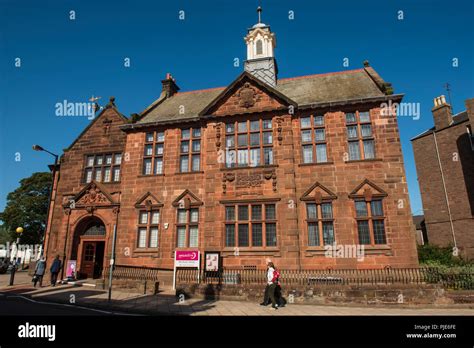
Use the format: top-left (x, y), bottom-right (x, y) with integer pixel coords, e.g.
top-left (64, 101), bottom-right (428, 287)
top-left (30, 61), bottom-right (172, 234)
top-left (72, 216), bottom-right (106, 279)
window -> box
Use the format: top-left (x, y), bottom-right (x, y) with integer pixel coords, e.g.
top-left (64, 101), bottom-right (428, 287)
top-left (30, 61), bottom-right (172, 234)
top-left (300, 115), bottom-right (328, 163)
top-left (136, 210), bottom-right (160, 248)
top-left (355, 199), bottom-right (386, 245)
top-left (180, 128), bottom-right (201, 172)
top-left (176, 207), bottom-right (199, 247)
top-left (256, 40), bottom-right (263, 55)
top-left (225, 119), bottom-right (273, 168)
top-left (306, 202), bottom-right (335, 246)
top-left (84, 153), bottom-right (122, 183)
top-left (143, 131), bottom-right (165, 175)
top-left (345, 111), bottom-right (375, 160)
top-left (225, 203), bottom-right (277, 247)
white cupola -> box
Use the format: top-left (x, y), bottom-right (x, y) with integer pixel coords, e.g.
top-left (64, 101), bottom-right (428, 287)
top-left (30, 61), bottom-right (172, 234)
top-left (243, 6), bottom-right (278, 87)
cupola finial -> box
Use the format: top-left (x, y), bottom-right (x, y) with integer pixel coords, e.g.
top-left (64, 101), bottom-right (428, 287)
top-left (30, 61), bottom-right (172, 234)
top-left (257, 5), bottom-right (262, 24)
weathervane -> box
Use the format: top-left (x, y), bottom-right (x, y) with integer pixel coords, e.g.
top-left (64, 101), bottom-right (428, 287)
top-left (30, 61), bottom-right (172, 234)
top-left (257, 1), bottom-right (262, 23)
top-left (443, 83), bottom-right (453, 112)
top-left (89, 95), bottom-right (102, 114)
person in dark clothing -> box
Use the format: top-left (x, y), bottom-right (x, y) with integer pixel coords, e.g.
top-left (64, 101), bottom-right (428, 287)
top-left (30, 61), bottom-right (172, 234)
top-left (33, 257), bottom-right (46, 287)
top-left (50, 255), bottom-right (62, 286)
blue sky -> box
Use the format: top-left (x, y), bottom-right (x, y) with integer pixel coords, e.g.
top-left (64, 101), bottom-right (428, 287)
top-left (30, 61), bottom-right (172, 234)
top-left (0, 0), bottom-right (473, 216)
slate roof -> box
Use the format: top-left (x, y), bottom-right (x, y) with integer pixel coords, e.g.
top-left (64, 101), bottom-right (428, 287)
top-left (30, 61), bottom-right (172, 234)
top-left (134, 67), bottom-right (395, 126)
top-left (410, 111), bottom-right (469, 141)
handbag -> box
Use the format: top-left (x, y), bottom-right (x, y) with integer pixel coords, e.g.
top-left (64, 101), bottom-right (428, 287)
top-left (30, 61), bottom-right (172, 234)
top-left (32, 274), bottom-right (38, 282)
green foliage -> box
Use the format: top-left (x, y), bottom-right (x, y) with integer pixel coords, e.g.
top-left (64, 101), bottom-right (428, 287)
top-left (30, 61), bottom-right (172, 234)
top-left (0, 224), bottom-right (12, 244)
top-left (0, 172), bottom-right (52, 245)
top-left (418, 244), bottom-right (471, 267)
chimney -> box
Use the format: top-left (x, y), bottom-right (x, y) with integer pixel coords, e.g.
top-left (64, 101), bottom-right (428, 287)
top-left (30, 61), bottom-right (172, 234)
top-left (161, 73), bottom-right (180, 98)
top-left (432, 95), bottom-right (453, 130)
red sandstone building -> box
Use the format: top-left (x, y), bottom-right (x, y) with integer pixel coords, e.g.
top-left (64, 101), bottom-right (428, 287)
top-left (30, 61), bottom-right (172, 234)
top-left (43, 12), bottom-right (418, 279)
top-left (412, 96), bottom-right (474, 259)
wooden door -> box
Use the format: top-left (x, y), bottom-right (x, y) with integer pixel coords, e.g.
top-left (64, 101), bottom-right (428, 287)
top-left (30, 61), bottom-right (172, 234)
top-left (81, 242), bottom-right (96, 278)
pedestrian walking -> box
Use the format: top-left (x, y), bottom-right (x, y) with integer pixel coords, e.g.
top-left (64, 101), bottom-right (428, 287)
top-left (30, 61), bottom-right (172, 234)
top-left (260, 260), bottom-right (280, 310)
top-left (50, 255), bottom-right (62, 286)
top-left (32, 257), bottom-right (46, 287)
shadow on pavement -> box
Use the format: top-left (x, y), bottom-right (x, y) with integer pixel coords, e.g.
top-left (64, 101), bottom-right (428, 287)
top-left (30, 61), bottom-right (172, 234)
top-left (13, 285), bottom-right (215, 315)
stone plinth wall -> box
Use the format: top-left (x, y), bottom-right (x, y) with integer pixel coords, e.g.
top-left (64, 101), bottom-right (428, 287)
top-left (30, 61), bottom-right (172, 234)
top-left (176, 283), bottom-right (474, 306)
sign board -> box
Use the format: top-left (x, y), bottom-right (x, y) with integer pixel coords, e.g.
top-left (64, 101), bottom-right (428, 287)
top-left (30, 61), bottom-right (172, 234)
top-left (66, 260), bottom-right (77, 278)
top-left (174, 250), bottom-right (200, 267)
top-left (173, 250), bottom-right (200, 289)
top-left (205, 252), bottom-right (219, 272)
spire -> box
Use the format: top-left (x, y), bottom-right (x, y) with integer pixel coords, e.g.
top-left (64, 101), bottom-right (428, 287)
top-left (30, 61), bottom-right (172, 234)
top-left (244, 4), bottom-right (278, 86)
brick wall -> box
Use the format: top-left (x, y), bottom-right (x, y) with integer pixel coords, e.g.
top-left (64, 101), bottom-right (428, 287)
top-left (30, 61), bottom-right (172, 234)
top-left (412, 119), bottom-right (474, 259)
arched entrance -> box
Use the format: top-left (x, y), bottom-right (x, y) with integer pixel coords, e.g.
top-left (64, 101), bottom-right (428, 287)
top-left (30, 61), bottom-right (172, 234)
top-left (72, 216), bottom-right (106, 279)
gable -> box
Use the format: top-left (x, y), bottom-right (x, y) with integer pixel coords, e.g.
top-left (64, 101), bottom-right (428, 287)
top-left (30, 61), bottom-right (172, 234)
top-left (349, 179), bottom-right (388, 200)
top-left (300, 182), bottom-right (337, 203)
top-left (65, 100), bottom-right (128, 152)
top-left (135, 192), bottom-right (163, 208)
top-left (172, 189), bottom-right (203, 208)
top-left (200, 72), bottom-right (296, 117)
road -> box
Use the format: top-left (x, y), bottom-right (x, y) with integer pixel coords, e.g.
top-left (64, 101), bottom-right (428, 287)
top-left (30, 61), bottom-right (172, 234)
top-left (0, 292), bottom-right (115, 316)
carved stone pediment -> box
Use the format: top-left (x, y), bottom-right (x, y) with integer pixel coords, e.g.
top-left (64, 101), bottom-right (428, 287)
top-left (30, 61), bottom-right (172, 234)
top-left (349, 179), bottom-right (388, 201)
top-left (67, 181), bottom-right (115, 208)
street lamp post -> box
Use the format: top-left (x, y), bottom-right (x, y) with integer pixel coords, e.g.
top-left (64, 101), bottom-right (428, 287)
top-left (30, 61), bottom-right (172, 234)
top-left (32, 145), bottom-right (59, 262)
top-left (9, 227), bottom-right (23, 286)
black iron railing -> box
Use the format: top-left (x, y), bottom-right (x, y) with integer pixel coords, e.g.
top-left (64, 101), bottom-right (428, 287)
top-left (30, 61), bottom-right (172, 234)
top-left (175, 267), bottom-right (473, 290)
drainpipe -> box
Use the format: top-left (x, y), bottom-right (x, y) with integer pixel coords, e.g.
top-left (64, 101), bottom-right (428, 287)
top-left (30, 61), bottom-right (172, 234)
top-left (60, 210), bottom-right (72, 281)
top-left (432, 131), bottom-right (457, 250)
top-left (108, 191), bottom-right (121, 301)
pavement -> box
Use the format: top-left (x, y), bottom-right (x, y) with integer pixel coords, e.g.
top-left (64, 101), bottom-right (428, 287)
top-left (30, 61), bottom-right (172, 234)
top-left (1, 271), bottom-right (473, 316)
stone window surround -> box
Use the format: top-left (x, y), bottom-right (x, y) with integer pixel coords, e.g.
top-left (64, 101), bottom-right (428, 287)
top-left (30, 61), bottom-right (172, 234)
top-left (300, 114), bottom-right (329, 164)
top-left (136, 209), bottom-right (160, 249)
top-left (133, 197), bottom-right (163, 256)
top-left (353, 197), bottom-right (388, 246)
top-left (175, 206), bottom-right (200, 248)
top-left (82, 152), bottom-right (122, 184)
top-left (220, 198), bottom-right (280, 253)
top-left (223, 117), bottom-right (274, 168)
top-left (142, 130), bottom-right (165, 175)
top-left (179, 127), bottom-right (202, 173)
top-left (305, 201), bottom-right (336, 247)
top-left (344, 110), bottom-right (376, 161)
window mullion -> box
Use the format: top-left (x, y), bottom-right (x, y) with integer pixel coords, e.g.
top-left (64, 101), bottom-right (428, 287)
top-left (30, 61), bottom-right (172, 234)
top-left (367, 202), bottom-right (375, 245)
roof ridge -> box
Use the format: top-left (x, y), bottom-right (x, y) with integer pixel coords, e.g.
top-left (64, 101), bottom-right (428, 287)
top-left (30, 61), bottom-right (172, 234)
top-left (176, 86), bottom-right (226, 95)
top-left (278, 69), bottom-right (365, 82)
top-left (452, 110), bottom-right (467, 118)
top-left (172, 69), bottom-right (366, 96)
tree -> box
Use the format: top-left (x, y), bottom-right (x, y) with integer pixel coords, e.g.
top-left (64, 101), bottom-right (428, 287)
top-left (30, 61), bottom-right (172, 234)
top-left (0, 172), bottom-right (52, 245)
top-left (0, 224), bottom-right (11, 244)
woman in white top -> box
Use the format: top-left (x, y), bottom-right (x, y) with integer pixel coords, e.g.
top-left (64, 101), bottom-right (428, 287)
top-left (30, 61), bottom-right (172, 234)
top-left (260, 261), bottom-right (278, 309)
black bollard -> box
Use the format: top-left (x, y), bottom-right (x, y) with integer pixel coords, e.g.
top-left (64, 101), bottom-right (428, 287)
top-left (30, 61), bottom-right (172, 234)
top-left (9, 265), bottom-right (16, 286)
